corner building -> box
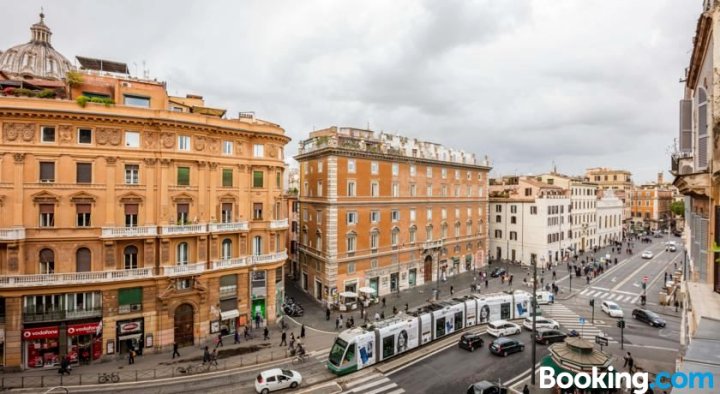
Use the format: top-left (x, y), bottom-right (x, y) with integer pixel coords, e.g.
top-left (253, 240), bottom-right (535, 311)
top-left (295, 127), bottom-right (490, 305)
top-left (0, 14), bottom-right (289, 369)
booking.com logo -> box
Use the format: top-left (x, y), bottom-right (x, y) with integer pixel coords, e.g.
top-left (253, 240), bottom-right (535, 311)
top-left (539, 366), bottom-right (715, 394)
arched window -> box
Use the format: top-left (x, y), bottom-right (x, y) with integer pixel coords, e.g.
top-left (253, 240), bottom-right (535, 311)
top-left (316, 231), bottom-right (323, 251)
top-left (124, 246), bottom-right (138, 270)
top-left (39, 248), bottom-right (55, 274)
top-left (253, 236), bottom-right (263, 256)
top-left (177, 242), bottom-right (188, 265)
top-left (697, 87), bottom-right (709, 169)
top-left (391, 227), bottom-right (400, 246)
top-left (409, 225), bottom-right (417, 244)
top-left (346, 232), bottom-right (357, 253)
top-left (221, 239), bottom-right (232, 260)
top-left (76, 247), bottom-right (91, 272)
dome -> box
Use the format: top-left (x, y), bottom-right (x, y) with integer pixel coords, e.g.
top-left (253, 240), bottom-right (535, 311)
top-left (0, 12), bottom-right (72, 80)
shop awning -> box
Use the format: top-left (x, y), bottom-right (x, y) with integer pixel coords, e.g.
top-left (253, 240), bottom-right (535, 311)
top-left (220, 309), bottom-right (240, 321)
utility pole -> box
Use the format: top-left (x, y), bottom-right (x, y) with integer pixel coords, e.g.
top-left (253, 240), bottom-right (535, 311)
top-left (590, 298), bottom-right (595, 323)
top-left (531, 254), bottom-right (538, 386)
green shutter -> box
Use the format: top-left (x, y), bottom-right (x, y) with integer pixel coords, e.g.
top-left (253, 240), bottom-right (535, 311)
top-left (118, 287), bottom-right (142, 305)
top-left (177, 167), bottom-right (190, 185)
top-left (253, 171), bottom-right (264, 188)
top-left (222, 169), bottom-right (233, 187)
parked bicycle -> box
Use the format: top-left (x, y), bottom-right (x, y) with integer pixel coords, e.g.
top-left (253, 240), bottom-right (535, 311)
top-left (176, 364), bottom-right (200, 375)
top-left (98, 372), bottom-right (120, 384)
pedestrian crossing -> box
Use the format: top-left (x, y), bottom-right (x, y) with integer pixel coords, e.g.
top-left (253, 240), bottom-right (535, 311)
top-left (309, 347), bottom-right (331, 364)
top-left (579, 288), bottom-right (639, 304)
top-left (340, 372), bottom-right (405, 394)
top-left (541, 303), bottom-right (614, 342)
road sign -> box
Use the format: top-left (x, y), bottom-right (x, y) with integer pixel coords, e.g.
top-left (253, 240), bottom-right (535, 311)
top-left (643, 276), bottom-right (648, 283)
top-left (595, 336), bottom-right (608, 346)
top-left (579, 317), bottom-right (586, 325)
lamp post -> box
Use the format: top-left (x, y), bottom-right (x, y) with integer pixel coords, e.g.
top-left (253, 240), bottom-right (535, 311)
top-left (531, 254), bottom-right (538, 386)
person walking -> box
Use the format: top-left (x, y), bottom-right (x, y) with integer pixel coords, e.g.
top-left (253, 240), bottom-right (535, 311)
top-left (485, 278), bottom-right (489, 288)
top-left (450, 285), bottom-right (454, 295)
top-left (209, 349), bottom-right (218, 367)
top-left (203, 346), bottom-right (211, 364)
top-left (509, 275), bottom-right (514, 286)
top-left (172, 341), bottom-right (181, 359)
top-left (522, 384), bottom-right (530, 394)
top-left (326, 307), bottom-right (331, 321)
top-left (255, 312), bottom-right (261, 329)
top-left (335, 316), bottom-right (340, 330)
top-left (623, 352), bottom-right (631, 368)
top-left (300, 324), bottom-right (305, 339)
top-left (280, 331), bottom-right (287, 346)
top-left (244, 325), bottom-right (250, 340)
top-left (216, 333), bottom-right (224, 348)
top-left (263, 326), bottom-right (269, 340)
top-left (405, 303), bottom-right (409, 312)
top-left (58, 355), bottom-right (71, 375)
top-left (552, 270), bottom-right (556, 280)
top-left (382, 297), bottom-right (386, 308)
top-left (628, 354), bottom-right (635, 373)
top-left (675, 300), bottom-right (680, 312)
top-left (234, 330), bottom-right (240, 344)
top-left (128, 348), bottom-right (136, 365)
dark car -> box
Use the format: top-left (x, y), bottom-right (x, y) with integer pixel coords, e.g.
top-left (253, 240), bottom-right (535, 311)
top-left (632, 309), bottom-right (666, 328)
top-left (535, 328), bottom-right (567, 345)
top-left (489, 337), bottom-right (524, 357)
top-left (459, 332), bottom-right (485, 352)
top-left (490, 268), bottom-right (506, 278)
top-left (466, 380), bottom-right (507, 394)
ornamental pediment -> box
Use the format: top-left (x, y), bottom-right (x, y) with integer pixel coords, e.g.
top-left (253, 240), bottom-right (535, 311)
top-left (171, 192), bottom-right (194, 203)
top-left (118, 192), bottom-right (145, 204)
top-left (69, 191), bottom-right (97, 204)
top-left (31, 190), bottom-right (60, 204)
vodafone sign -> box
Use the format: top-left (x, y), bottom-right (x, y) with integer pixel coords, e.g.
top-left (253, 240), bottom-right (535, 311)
top-left (22, 326), bottom-right (59, 340)
top-left (67, 322), bottom-right (100, 336)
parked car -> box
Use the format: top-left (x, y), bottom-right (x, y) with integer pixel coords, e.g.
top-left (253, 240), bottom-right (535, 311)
top-left (601, 300), bottom-right (624, 318)
top-left (487, 320), bottom-right (521, 337)
top-left (535, 328), bottom-right (567, 345)
top-left (522, 316), bottom-right (559, 331)
top-left (489, 337), bottom-right (525, 357)
top-left (653, 232), bottom-right (663, 238)
top-left (458, 332), bottom-right (485, 352)
top-left (490, 267), bottom-right (506, 278)
top-left (632, 309), bottom-right (666, 328)
top-left (466, 380), bottom-right (508, 394)
top-left (641, 250), bottom-right (653, 259)
top-left (255, 368), bottom-right (302, 394)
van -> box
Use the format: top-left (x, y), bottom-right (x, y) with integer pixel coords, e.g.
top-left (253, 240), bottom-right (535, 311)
top-left (535, 291), bottom-right (554, 305)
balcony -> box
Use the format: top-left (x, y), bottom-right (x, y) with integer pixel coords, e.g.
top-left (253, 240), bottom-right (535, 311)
top-left (160, 223), bottom-right (207, 236)
top-left (209, 221), bottom-right (249, 233)
top-left (0, 227), bottom-right (25, 241)
top-left (250, 250), bottom-right (288, 265)
top-left (270, 219), bottom-right (289, 230)
top-left (101, 226), bottom-right (157, 238)
top-left (0, 268), bottom-right (155, 288)
top-left (23, 307), bottom-right (103, 323)
top-left (163, 262), bottom-right (206, 277)
top-left (212, 256), bottom-right (250, 270)
top-left (423, 239), bottom-right (444, 250)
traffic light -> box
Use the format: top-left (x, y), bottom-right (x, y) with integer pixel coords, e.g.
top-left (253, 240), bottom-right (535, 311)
top-left (589, 299), bottom-right (594, 307)
top-left (617, 320), bottom-right (625, 329)
top-left (642, 283), bottom-right (646, 290)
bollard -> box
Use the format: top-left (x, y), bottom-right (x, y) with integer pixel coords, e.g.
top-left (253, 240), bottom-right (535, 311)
top-left (41, 376), bottom-right (44, 387)
top-left (60, 375), bottom-right (63, 386)
top-left (135, 370), bottom-right (138, 381)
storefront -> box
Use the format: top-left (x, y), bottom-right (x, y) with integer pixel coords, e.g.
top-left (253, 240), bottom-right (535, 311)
top-left (219, 299), bottom-right (239, 336)
top-left (116, 318), bottom-right (144, 355)
top-left (251, 271), bottom-right (267, 321)
top-left (23, 326), bottom-right (60, 369)
top-left (66, 322), bottom-right (102, 365)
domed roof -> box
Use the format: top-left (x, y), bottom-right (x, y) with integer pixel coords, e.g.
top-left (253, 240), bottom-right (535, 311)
top-left (0, 12), bottom-right (73, 80)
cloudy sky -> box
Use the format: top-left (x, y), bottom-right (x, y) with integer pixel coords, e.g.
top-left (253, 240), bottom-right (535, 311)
top-left (2, 0), bottom-right (699, 183)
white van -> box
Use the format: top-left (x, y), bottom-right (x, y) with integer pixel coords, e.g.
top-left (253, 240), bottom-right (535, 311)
top-left (535, 291), bottom-right (555, 305)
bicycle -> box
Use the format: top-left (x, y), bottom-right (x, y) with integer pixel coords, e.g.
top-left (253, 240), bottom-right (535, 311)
top-left (98, 371), bottom-right (120, 384)
top-left (176, 364), bottom-right (200, 375)
top-left (292, 353), bottom-right (308, 365)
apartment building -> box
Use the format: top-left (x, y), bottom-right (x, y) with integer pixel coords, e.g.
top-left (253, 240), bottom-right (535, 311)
top-left (488, 177), bottom-right (570, 267)
top-left (629, 183), bottom-right (673, 232)
top-left (295, 127), bottom-right (490, 303)
top-left (585, 167), bottom-right (633, 225)
top-left (0, 14), bottom-right (289, 369)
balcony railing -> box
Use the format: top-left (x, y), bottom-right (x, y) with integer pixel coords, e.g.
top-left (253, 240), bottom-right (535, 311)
top-left (212, 257), bottom-right (250, 270)
top-left (0, 227), bottom-right (25, 241)
top-left (251, 250), bottom-right (288, 264)
top-left (0, 268), bottom-right (155, 288)
top-left (423, 239), bottom-right (444, 249)
top-left (219, 285), bottom-right (238, 298)
top-left (270, 219), bottom-right (289, 229)
top-left (209, 221), bottom-right (249, 232)
top-left (160, 223), bottom-right (207, 235)
top-left (101, 226), bottom-right (157, 238)
top-left (23, 307), bottom-right (103, 323)
top-left (163, 262), bottom-right (206, 277)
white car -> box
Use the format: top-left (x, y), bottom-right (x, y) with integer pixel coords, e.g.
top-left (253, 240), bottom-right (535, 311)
top-left (523, 317), bottom-right (559, 331)
top-left (601, 301), bottom-right (624, 318)
top-left (641, 251), bottom-right (653, 259)
top-left (487, 320), bottom-right (521, 337)
top-left (255, 368), bottom-right (302, 394)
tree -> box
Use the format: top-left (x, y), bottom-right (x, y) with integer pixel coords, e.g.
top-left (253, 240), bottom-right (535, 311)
top-left (670, 200), bottom-right (685, 216)
top-left (65, 70), bottom-right (84, 100)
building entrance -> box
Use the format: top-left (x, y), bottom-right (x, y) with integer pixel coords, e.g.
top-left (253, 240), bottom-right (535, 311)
top-left (174, 303), bottom-right (194, 347)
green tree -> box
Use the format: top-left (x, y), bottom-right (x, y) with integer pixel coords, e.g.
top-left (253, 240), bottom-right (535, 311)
top-left (670, 200), bottom-right (685, 216)
top-left (65, 70), bottom-right (84, 100)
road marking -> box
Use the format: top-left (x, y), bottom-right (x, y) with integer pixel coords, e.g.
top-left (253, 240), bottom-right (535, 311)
top-left (630, 297), bottom-right (639, 304)
top-left (345, 374), bottom-right (384, 388)
top-left (612, 254), bottom-right (661, 291)
top-left (613, 289), bottom-right (639, 296)
top-left (384, 390), bottom-right (405, 394)
top-left (591, 286), bottom-right (610, 291)
top-left (580, 289), bottom-right (589, 295)
top-left (624, 344), bottom-right (678, 352)
top-left (387, 330), bottom-right (487, 376)
top-left (345, 377), bottom-right (391, 393)
top-left (365, 383), bottom-right (402, 394)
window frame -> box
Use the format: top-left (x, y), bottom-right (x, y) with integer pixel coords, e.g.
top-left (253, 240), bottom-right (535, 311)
top-left (77, 128), bottom-right (92, 144)
top-left (41, 126), bottom-right (56, 143)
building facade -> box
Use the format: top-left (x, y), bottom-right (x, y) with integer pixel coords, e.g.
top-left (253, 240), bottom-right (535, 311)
top-left (0, 14), bottom-right (289, 369)
top-left (628, 184), bottom-right (673, 232)
top-left (585, 167), bottom-right (633, 227)
top-left (596, 190), bottom-right (624, 247)
top-left (295, 127), bottom-right (490, 303)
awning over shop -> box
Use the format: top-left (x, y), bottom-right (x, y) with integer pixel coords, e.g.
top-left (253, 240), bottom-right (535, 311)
top-left (220, 309), bottom-right (240, 321)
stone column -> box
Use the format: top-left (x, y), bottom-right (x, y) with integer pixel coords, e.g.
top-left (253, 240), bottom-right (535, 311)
top-left (12, 153), bottom-right (24, 227)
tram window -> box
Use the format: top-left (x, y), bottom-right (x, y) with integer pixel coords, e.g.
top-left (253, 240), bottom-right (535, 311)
top-left (343, 344), bottom-right (356, 364)
top-left (501, 303), bottom-right (511, 319)
top-left (454, 312), bottom-right (463, 331)
top-left (382, 336), bottom-right (395, 359)
top-left (435, 317), bottom-right (446, 337)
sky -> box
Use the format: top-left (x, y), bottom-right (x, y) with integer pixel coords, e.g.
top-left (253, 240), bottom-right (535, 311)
top-left (1, 0), bottom-right (699, 183)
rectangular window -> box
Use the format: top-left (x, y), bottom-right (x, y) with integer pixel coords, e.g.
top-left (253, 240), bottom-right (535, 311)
top-left (41, 126), bottom-right (56, 143)
top-left (392, 182), bottom-right (399, 197)
top-left (124, 131), bottom-right (140, 148)
top-left (125, 204), bottom-right (138, 227)
top-left (317, 181), bottom-right (323, 197)
top-left (39, 204), bottom-right (54, 227)
top-left (495, 205), bottom-right (502, 213)
top-left (347, 236), bottom-right (356, 252)
top-left (253, 144), bottom-right (264, 157)
top-left (441, 168), bottom-right (447, 179)
top-left (177, 167), bottom-right (190, 185)
top-left (410, 165), bottom-right (416, 177)
top-left (347, 211), bottom-right (357, 225)
top-left (442, 185), bottom-right (448, 197)
top-left (442, 209), bottom-right (447, 220)
top-left (454, 185), bottom-right (460, 197)
top-left (371, 161), bottom-right (379, 175)
top-left (392, 163), bottom-right (399, 176)
top-left (426, 208), bottom-right (432, 220)
top-left (76, 203), bottom-right (91, 227)
top-left (178, 135), bottom-right (191, 151)
top-left (530, 206), bottom-right (537, 215)
top-left (426, 185), bottom-right (432, 197)
top-left (123, 95), bottom-right (151, 107)
top-left (391, 210), bottom-right (400, 222)
top-left (426, 167), bottom-right (432, 178)
top-left (348, 159), bottom-right (356, 173)
top-left (39, 161), bottom-right (55, 182)
top-left (410, 209), bottom-right (416, 221)
top-left (318, 160), bottom-right (323, 173)
top-left (125, 164), bottom-right (139, 184)
top-left (347, 181), bottom-right (356, 197)
top-left (253, 203), bottom-right (263, 220)
top-left (221, 203), bottom-right (232, 223)
top-left (371, 211), bottom-right (380, 223)
top-left (222, 168), bottom-right (233, 187)
top-left (455, 208), bottom-right (460, 218)
top-left (316, 211), bottom-right (322, 224)
top-left (347, 262), bottom-right (356, 274)
top-left (222, 141), bottom-right (233, 155)
top-left (252, 170), bottom-right (263, 188)
top-left (410, 184), bottom-right (416, 196)
top-left (77, 128), bottom-right (92, 144)
top-left (371, 182), bottom-right (379, 197)
top-left (76, 163), bottom-right (92, 183)
top-left (455, 169), bottom-right (460, 180)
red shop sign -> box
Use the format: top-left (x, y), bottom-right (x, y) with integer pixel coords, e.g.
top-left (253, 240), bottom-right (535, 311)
top-left (118, 321), bottom-right (142, 334)
top-left (22, 326), bottom-right (59, 340)
top-left (67, 322), bottom-right (100, 336)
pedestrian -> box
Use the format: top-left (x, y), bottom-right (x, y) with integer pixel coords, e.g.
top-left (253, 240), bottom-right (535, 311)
top-left (339, 316), bottom-right (344, 328)
top-left (382, 297), bottom-right (386, 308)
top-left (326, 307), bottom-right (331, 321)
top-left (234, 330), bottom-right (240, 344)
top-left (210, 349), bottom-right (218, 367)
top-left (203, 346), bottom-right (210, 364)
top-left (664, 272), bottom-right (668, 282)
top-left (540, 277), bottom-right (544, 285)
top-left (280, 331), bottom-right (287, 346)
top-left (509, 275), bottom-right (513, 286)
top-left (450, 285), bottom-right (454, 295)
top-left (675, 300), bottom-right (679, 312)
top-left (380, 311), bottom-right (385, 319)
top-left (255, 312), bottom-right (261, 329)
top-left (552, 270), bottom-right (556, 280)
top-left (405, 303), bottom-right (409, 312)
top-left (244, 325), bottom-right (250, 339)
top-left (623, 352), bottom-right (631, 368)
top-left (216, 333), bottom-right (224, 347)
top-left (300, 324), bottom-right (305, 339)
top-left (350, 316), bottom-right (355, 327)
top-left (263, 326), bottom-right (269, 340)
top-left (335, 316), bottom-right (340, 330)
top-left (172, 341), bottom-right (181, 359)
top-left (522, 384), bottom-right (530, 394)
top-left (586, 275), bottom-right (590, 285)
top-left (485, 278), bottom-right (489, 288)
top-left (58, 355), bottom-right (70, 375)
top-left (628, 354), bottom-right (635, 373)
top-left (393, 305), bottom-right (398, 315)
top-left (128, 348), bottom-right (135, 364)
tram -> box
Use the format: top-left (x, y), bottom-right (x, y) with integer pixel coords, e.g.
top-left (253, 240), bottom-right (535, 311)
top-left (326, 290), bottom-right (531, 375)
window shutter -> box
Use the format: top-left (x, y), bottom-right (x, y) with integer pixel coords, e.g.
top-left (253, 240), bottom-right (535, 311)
top-left (698, 135), bottom-right (709, 169)
top-left (679, 99), bottom-right (692, 152)
top-left (253, 171), bottom-right (264, 188)
top-left (222, 203), bottom-right (232, 213)
top-left (76, 248), bottom-right (91, 272)
top-left (220, 274), bottom-right (237, 287)
top-left (222, 169), bottom-right (233, 187)
top-left (40, 162), bottom-right (55, 181)
top-left (124, 204), bottom-right (139, 215)
top-left (76, 203), bottom-right (91, 214)
top-left (177, 167), bottom-right (190, 185)
top-left (118, 287), bottom-right (143, 305)
top-left (220, 298), bottom-right (237, 311)
top-left (177, 203), bottom-right (189, 214)
top-left (39, 204), bottom-right (54, 214)
top-left (76, 163), bottom-right (92, 183)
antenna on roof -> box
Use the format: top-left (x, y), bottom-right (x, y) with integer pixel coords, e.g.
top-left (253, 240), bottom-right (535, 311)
top-left (142, 61), bottom-right (149, 79)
